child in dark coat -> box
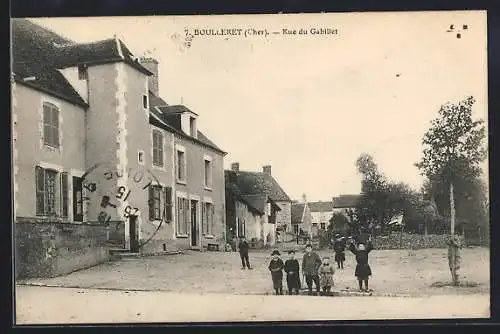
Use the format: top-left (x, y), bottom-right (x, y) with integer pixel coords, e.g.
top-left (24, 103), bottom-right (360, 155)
top-left (349, 239), bottom-right (374, 291)
top-left (268, 250), bottom-right (284, 295)
top-left (333, 234), bottom-right (346, 269)
top-left (284, 250), bottom-right (301, 295)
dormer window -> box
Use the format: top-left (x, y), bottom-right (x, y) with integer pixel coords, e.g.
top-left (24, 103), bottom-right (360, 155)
top-left (78, 65), bottom-right (88, 80)
top-left (189, 116), bottom-right (197, 138)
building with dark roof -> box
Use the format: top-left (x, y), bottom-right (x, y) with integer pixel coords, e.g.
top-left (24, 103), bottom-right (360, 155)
top-left (12, 19), bottom-right (227, 278)
top-left (225, 163), bottom-right (292, 247)
top-left (308, 201), bottom-right (334, 231)
top-left (291, 200), bottom-right (314, 237)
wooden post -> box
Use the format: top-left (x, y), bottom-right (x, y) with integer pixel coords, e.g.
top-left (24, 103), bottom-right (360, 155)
top-left (450, 182), bottom-right (457, 285)
top-left (399, 222), bottom-right (404, 248)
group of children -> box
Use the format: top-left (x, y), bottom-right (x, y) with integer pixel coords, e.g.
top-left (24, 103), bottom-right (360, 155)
top-left (267, 235), bottom-right (374, 296)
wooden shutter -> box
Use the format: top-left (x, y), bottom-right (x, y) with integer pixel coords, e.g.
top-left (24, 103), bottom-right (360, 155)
top-left (148, 185), bottom-right (154, 220)
top-left (35, 166), bottom-right (45, 215)
top-left (73, 176), bottom-right (83, 222)
top-left (60, 172), bottom-right (68, 217)
top-left (164, 187), bottom-right (173, 222)
top-left (210, 204), bottom-right (215, 235)
top-left (201, 202), bottom-right (205, 234)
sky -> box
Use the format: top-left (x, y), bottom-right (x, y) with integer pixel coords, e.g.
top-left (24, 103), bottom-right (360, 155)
top-left (31, 11), bottom-right (488, 202)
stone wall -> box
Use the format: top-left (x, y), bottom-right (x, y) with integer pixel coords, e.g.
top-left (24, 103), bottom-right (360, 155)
top-left (372, 233), bottom-right (466, 250)
top-left (15, 219), bottom-right (110, 279)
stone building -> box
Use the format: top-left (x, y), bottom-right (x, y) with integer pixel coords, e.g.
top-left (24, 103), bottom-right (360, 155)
top-left (225, 163), bottom-right (291, 247)
top-left (12, 19), bottom-right (226, 279)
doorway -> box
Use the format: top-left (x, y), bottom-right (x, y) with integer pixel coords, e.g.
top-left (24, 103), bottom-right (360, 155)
top-left (190, 200), bottom-right (199, 247)
top-left (129, 215), bottom-right (139, 253)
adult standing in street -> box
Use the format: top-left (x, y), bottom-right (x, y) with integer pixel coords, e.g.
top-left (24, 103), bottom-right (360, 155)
top-left (302, 243), bottom-right (322, 295)
top-left (238, 236), bottom-right (252, 269)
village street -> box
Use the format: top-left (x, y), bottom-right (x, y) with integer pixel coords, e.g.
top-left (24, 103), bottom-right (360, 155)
top-left (16, 248), bottom-right (490, 323)
top-left (17, 248), bottom-right (489, 297)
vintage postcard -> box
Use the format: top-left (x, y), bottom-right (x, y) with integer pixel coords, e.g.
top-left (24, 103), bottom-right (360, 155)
top-left (11, 11), bottom-right (489, 324)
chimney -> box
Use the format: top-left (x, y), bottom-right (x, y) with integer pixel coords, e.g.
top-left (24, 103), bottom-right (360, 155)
top-left (139, 57), bottom-right (159, 96)
top-left (263, 165), bottom-right (272, 175)
top-left (231, 162), bottom-right (240, 172)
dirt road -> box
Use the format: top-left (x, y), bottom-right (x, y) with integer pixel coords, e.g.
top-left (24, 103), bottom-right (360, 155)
top-left (15, 286), bottom-right (490, 324)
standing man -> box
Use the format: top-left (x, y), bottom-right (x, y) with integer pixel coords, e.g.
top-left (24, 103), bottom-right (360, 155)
top-left (302, 243), bottom-right (322, 295)
top-left (238, 236), bottom-right (252, 269)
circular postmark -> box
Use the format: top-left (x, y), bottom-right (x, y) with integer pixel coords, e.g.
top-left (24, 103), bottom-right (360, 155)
top-left (81, 162), bottom-right (166, 249)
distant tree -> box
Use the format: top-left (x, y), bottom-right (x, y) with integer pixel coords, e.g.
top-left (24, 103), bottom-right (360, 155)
top-left (415, 96), bottom-right (487, 285)
top-left (355, 153), bottom-right (425, 235)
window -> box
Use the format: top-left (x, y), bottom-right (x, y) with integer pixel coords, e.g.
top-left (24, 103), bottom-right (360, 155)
top-left (60, 173), bottom-right (68, 217)
top-left (148, 185), bottom-right (172, 222)
top-left (138, 150), bottom-right (145, 165)
top-left (189, 117), bottom-right (196, 137)
top-left (204, 159), bottom-right (212, 188)
top-left (176, 197), bottom-right (189, 235)
top-left (152, 130), bottom-right (163, 167)
top-left (78, 65), bottom-right (88, 80)
top-left (294, 225), bottom-right (299, 234)
top-left (320, 223), bottom-right (326, 230)
top-left (35, 166), bottom-right (58, 216)
top-left (237, 218), bottom-right (246, 238)
top-left (43, 102), bottom-right (59, 148)
top-left (149, 185), bottom-right (162, 220)
top-left (143, 94), bottom-right (148, 109)
top-left (176, 149), bottom-right (186, 182)
top-left (202, 202), bottom-right (215, 235)
top-left (73, 176), bottom-right (83, 222)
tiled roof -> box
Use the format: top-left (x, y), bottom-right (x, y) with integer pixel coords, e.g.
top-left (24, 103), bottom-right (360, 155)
top-left (308, 201), bottom-right (333, 212)
top-left (12, 19), bottom-right (225, 156)
top-left (11, 18), bottom-right (151, 106)
top-left (224, 170), bottom-right (291, 202)
top-left (157, 105), bottom-right (199, 116)
top-left (291, 203), bottom-right (305, 224)
top-left (149, 91), bottom-right (168, 107)
top-left (332, 194), bottom-right (361, 208)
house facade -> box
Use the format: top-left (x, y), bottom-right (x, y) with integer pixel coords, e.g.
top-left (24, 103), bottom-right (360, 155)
top-left (308, 201), bottom-right (334, 231)
top-left (12, 19), bottom-right (226, 278)
top-left (291, 200), bottom-right (314, 237)
top-left (225, 163), bottom-right (291, 247)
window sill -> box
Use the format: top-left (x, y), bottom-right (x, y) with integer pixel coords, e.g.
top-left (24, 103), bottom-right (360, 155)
top-left (176, 234), bottom-right (189, 238)
top-left (204, 186), bottom-right (213, 191)
top-left (176, 180), bottom-right (187, 185)
top-left (203, 234), bottom-right (215, 239)
top-left (152, 164), bottom-right (166, 172)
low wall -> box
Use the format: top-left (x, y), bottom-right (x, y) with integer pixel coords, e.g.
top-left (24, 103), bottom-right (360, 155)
top-left (15, 218), bottom-right (110, 279)
top-left (373, 233), bottom-right (466, 250)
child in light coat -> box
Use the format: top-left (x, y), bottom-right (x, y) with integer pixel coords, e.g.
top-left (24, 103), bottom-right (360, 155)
top-left (318, 256), bottom-right (335, 296)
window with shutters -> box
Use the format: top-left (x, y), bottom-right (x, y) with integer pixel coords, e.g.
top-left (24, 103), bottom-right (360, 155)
top-left (202, 202), bottom-right (215, 236)
top-left (176, 196), bottom-right (189, 235)
top-left (43, 102), bottom-right (60, 148)
top-left (35, 166), bottom-right (59, 216)
top-left (152, 130), bottom-right (164, 167)
top-left (149, 185), bottom-right (162, 221)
